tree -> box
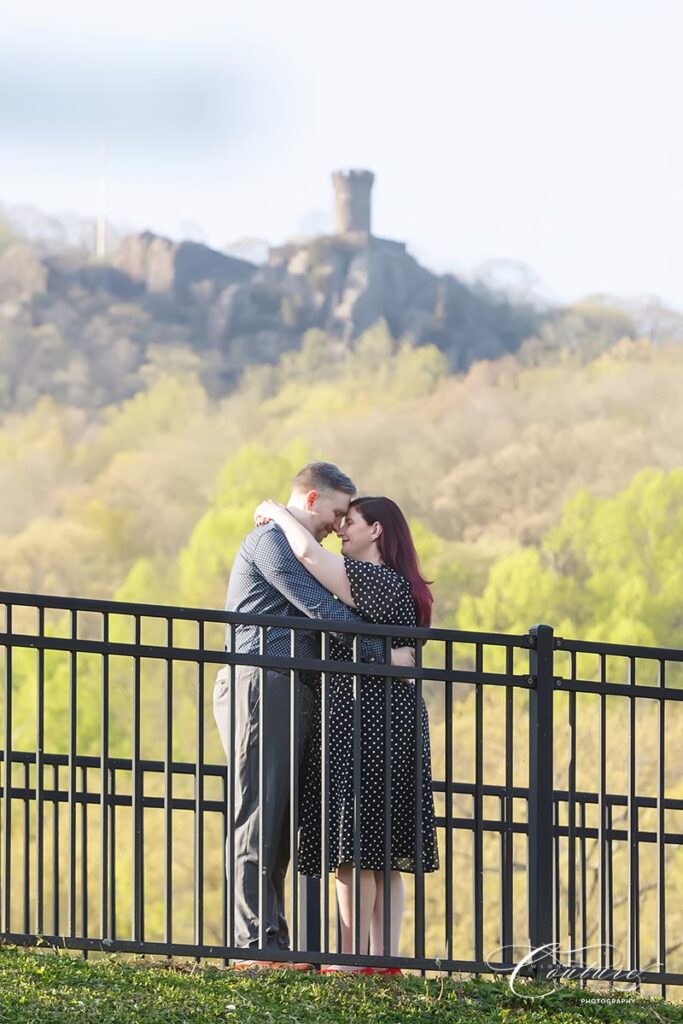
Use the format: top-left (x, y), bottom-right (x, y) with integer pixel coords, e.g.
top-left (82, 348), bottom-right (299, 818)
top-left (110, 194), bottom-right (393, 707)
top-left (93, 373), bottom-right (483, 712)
top-left (457, 467), bottom-right (683, 652)
top-left (518, 299), bottom-right (638, 366)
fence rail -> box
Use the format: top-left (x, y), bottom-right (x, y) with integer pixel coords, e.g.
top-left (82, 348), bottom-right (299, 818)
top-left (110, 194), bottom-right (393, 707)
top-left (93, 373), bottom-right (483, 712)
top-left (0, 589), bottom-right (682, 995)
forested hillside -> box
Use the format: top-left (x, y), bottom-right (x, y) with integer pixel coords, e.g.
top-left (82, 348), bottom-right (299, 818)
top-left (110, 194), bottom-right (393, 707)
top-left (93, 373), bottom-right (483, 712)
top-left (0, 313), bottom-right (682, 651)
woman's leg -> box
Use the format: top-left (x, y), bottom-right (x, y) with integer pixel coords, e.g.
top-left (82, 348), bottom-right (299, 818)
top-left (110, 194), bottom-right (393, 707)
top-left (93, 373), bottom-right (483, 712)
top-left (369, 871), bottom-right (404, 956)
top-left (335, 864), bottom-right (378, 958)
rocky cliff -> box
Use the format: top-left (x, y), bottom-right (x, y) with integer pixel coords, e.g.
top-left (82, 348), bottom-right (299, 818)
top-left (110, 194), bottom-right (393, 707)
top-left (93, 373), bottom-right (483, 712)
top-left (0, 228), bottom-right (539, 411)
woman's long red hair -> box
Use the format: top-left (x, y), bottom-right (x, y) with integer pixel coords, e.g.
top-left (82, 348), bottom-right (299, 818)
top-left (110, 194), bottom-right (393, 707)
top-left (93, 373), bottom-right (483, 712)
top-left (349, 497), bottom-right (433, 627)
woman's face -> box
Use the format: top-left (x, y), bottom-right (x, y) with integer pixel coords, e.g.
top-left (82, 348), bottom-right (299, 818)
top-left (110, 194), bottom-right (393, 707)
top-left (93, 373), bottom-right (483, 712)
top-left (338, 506), bottom-right (377, 560)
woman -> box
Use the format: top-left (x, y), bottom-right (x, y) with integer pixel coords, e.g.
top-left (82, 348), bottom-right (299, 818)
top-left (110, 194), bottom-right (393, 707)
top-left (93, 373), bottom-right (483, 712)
top-left (254, 495), bottom-right (439, 970)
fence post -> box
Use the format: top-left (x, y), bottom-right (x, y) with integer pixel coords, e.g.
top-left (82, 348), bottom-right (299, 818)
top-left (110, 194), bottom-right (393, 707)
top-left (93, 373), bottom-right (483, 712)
top-left (527, 623), bottom-right (555, 972)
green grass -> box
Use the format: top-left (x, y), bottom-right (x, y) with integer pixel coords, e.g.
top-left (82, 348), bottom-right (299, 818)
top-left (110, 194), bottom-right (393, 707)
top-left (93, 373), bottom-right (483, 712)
top-left (1, 944), bottom-right (682, 1023)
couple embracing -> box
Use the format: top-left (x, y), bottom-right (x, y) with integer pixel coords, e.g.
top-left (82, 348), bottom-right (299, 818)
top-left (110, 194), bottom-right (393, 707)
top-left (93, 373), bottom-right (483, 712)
top-left (213, 462), bottom-right (439, 972)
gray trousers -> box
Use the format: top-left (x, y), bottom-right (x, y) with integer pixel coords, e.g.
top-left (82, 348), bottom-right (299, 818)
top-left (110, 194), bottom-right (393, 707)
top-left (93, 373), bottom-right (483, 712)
top-left (213, 665), bottom-right (313, 950)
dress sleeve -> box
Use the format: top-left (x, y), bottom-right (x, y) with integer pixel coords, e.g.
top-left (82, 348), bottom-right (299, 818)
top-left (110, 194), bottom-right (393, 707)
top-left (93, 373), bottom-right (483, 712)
top-left (343, 558), bottom-right (416, 626)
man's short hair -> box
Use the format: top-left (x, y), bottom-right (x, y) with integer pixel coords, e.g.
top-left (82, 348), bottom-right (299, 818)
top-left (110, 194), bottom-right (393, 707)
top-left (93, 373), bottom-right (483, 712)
top-left (291, 462), bottom-right (356, 497)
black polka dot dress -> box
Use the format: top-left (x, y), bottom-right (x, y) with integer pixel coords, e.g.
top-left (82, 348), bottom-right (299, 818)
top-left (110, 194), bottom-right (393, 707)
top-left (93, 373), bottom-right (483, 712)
top-left (297, 558), bottom-right (439, 876)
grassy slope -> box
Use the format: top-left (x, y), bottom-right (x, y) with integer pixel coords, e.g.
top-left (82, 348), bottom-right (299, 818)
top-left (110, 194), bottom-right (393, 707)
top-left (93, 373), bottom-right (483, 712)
top-left (1, 945), bottom-right (682, 1024)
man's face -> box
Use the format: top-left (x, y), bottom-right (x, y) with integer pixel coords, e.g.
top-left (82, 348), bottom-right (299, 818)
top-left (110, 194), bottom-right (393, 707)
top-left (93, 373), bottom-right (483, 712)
top-left (308, 489), bottom-right (353, 541)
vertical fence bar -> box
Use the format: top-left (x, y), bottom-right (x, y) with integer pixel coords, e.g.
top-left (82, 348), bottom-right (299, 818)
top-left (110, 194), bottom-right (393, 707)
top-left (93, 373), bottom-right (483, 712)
top-left (606, 800), bottom-right (614, 972)
top-left (108, 767), bottom-right (117, 939)
top-left (216, 617), bottom-right (231, 965)
top-left (627, 656), bottom-right (639, 973)
top-left (51, 761), bottom-right (60, 937)
top-left (445, 641), bottom-right (454, 966)
top-left (320, 631), bottom-right (331, 956)
top-left (288, 627), bottom-right (299, 952)
top-left (500, 645), bottom-right (514, 960)
top-left (164, 618), bottom-right (173, 951)
top-left (35, 606), bottom-right (45, 936)
top-left (498, 794), bottom-right (505, 953)
top-left (22, 760), bottom-right (29, 935)
top-left (100, 612), bottom-right (110, 940)
top-left (0, 604), bottom-right (10, 936)
top-left (352, 634), bottom-right (361, 958)
top-left (258, 625), bottom-right (266, 951)
top-left (472, 643), bottom-right (483, 968)
top-left (527, 624), bottom-right (554, 968)
top-left (1, 604), bottom-right (12, 936)
top-left (657, 659), bottom-right (666, 998)
top-left (132, 614), bottom-right (144, 943)
top-left (67, 609), bottom-right (78, 938)
top-left (414, 638), bottom-right (425, 964)
top-left (382, 634), bottom-right (392, 960)
top-left (194, 620), bottom-right (205, 952)
top-left (52, 762), bottom-right (60, 934)
top-left (567, 651), bottom-right (577, 959)
top-left (221, 767), bottom-right (229, 965)
top-left (598, 653), bottom-right (607, 970)
top-left (579, 799), bottom-right (587, 962)
top-left (80, 765), bottom-right (88, 954)
top-left (226, 624), bottom-right (236, 952)
top-left (553, 800), bottom-right (560, 948)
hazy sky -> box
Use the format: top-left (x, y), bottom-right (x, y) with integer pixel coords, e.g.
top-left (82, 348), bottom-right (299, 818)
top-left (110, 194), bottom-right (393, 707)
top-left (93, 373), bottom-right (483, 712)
top-left (2, 0), bottom-right (682, 306)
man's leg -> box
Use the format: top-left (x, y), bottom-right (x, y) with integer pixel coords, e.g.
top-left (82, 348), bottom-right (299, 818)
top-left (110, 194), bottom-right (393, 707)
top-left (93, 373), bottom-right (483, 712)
top-left (214, 665), bottom-right (301, 952)
top-left (272, 809), bottom-right (290, 950)
top-left (271, 676), bottom-right (314, 950)
top-left (214, 664), bottom-right (263, 950)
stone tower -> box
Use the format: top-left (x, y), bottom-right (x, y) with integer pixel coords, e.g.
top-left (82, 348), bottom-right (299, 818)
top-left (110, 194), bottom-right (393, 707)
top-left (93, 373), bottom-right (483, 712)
top-left (332, 169), bottom-right (374, 235)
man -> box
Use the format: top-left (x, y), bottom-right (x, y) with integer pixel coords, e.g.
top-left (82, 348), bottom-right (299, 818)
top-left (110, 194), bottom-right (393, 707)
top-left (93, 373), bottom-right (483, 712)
top-left (213, 462), bottom-right (392, 968)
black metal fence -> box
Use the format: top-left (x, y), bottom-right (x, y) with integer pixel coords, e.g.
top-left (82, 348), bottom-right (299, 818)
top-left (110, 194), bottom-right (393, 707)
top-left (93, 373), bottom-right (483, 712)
top-left (1, 589), bottom-right (682, 995)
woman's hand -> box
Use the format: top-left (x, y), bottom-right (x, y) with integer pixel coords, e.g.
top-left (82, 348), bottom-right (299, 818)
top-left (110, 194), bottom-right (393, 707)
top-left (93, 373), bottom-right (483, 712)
top-left (254, 499), bottom-right (287, 527)
top-left (391, 646), bottom-right (415, 668)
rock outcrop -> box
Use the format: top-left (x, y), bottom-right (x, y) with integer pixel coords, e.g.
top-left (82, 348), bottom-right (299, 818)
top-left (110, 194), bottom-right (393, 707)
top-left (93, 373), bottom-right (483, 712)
top-left (112, 232), bottom-right (255, 302)
top-left (0, 223), bottom-right (540, 411)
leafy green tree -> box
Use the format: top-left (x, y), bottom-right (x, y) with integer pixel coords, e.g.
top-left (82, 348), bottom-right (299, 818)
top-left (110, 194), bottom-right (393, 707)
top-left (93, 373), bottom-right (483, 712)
top-left (173, 440), bottom-right (312, 608)
top-left (457, 468), bottom-right (683, 649)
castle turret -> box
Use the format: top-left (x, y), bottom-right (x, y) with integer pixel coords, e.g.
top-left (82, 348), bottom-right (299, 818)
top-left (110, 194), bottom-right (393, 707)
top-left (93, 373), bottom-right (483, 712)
top-left (332, 169), bottom-right (374, 235)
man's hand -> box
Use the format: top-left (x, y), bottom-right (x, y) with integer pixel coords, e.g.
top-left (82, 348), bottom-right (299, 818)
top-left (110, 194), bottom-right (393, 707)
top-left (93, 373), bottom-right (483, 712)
top-left (391, 646), bottom-right (415, 668)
